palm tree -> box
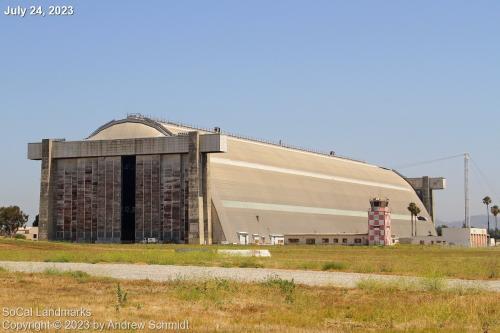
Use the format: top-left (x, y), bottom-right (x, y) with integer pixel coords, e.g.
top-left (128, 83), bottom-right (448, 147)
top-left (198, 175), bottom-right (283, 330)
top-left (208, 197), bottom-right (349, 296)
top-left (483, 196), bottom-right (492, 233)
top-left (491, 205), bottom-right (499, 232)
top-left (414, 205), bottom-right (421, 236)
top-left (407, 203), bottom-right (421, 237)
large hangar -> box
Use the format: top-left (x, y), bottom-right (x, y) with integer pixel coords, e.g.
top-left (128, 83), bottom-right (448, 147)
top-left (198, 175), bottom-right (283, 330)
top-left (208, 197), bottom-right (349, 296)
top-left (28, 115), bottom-right (436, 244)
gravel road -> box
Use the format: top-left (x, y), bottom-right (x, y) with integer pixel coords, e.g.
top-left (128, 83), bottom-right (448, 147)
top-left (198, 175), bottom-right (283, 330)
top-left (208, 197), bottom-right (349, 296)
top-left (1, 261), bottom-right (499, 291)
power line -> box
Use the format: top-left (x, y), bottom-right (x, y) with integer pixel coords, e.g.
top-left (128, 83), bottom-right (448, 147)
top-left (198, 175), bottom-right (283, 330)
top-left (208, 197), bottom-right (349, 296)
top-left (470, 157), bottom-right (500, 199)
top-left (394, 153), bottom-right (464, 169)
top-left (395, 153), bottom-right (498, 227)
top-left (470, 165), bottom-right (490, 194)
top-left (395, 153), bottom-right (473, 227)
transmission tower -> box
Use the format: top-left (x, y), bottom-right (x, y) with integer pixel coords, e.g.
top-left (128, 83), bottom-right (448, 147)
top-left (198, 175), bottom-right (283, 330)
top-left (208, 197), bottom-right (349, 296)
top-left (397, 152), bottom-right (474, 229)
top-left (464, 153), bottom-right (470, 228)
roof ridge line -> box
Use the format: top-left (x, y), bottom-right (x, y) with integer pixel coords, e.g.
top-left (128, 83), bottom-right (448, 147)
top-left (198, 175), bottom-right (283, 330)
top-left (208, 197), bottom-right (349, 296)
top-left (129, 113), bottom-right (368, 165)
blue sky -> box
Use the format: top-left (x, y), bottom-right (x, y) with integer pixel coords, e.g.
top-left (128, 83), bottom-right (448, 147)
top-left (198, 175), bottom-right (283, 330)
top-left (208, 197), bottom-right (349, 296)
top-left (1, 0), bottom-right (499, 223)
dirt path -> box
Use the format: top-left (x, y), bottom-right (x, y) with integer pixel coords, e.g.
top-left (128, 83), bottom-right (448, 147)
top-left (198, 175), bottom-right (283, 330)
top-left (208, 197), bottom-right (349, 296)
top-left (1, 261), bottom-right (499, 291)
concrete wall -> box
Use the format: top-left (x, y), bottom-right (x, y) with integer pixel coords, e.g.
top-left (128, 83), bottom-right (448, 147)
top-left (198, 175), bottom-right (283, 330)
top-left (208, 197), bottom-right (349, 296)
top-left (28, 134), bottom-right (226, 160)
top-left (406, 176), bottom-right (446, 220)
top-left (30, 133), bottom-right (219, 244)
top-left (399, 236), bottom-right (446, 245)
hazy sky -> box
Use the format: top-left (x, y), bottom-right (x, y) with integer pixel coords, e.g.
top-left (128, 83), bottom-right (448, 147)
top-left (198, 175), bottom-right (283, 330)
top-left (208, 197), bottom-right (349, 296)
top-left (1, 1), bottom-right (499, 223)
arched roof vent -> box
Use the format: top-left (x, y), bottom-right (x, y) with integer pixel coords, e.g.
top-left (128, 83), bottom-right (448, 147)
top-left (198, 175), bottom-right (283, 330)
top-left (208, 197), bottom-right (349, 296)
top-left (86, 114), bottom-right (173, 140)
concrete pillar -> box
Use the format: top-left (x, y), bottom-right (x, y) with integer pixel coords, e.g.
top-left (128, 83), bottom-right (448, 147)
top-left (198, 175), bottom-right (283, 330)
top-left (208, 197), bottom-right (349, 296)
top-left (198, 197), bottom-right (205, 245)
top-left (421, 176), bottom-right (433, 221)
top-left (187, 131), bottom-right (203, 244)
top-left (202, 153), bottom-right (212, 244)
top-left (38, 139), bottom-right (55, 240)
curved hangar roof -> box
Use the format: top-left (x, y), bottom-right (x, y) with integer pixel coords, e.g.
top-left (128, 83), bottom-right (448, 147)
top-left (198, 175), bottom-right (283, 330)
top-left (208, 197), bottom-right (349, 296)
top-left (87, 117), bottom-right (173, 140)
top-left (88, 115), bottom-right (436, 242)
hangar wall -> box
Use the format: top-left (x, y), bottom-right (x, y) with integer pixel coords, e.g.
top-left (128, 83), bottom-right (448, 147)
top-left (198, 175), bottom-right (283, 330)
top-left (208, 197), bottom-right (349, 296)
top-left (208, 137), bottom-right (436, 244)
top-left (161, 122), bottom-right (437, 244)
top-left (134, 154), bottom-right (189, 243)
top-left (30, 116), bottom-right (436, 245)
top-left (53, 157), bottom-right (121, 242)
top-left (51, 154), bottom-right (191, 243)
top-left (29, 131), bottom-right (226, 243)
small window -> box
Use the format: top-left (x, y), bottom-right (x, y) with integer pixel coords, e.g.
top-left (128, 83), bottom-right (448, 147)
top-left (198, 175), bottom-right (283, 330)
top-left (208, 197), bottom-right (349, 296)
top-left (354, 238), bottom-right (361, 244)
top-left (288, 238), bottom-right (299, 244)
top-left (322, 238), bottom-right (329, 244)
top-left (333, 238), bottom-right (339, 243)
top-left (342, 238), bottom-right (347, 243)
top-left (306, 238), bottom-right (316, 245)
top-left (33, 234), bottom-right (37, 239)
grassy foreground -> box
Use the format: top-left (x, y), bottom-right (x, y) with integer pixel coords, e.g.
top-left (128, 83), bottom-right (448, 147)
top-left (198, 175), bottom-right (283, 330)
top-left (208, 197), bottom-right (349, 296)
top-left (0, 268), bottom-right (498, 332)
top-left (0, 238), bottom-right (499, 280)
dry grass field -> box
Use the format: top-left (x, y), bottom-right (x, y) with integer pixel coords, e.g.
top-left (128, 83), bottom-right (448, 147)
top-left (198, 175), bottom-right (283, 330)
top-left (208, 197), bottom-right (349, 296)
top-left (0, 268), bottom-right (498, 332)
top-left (0, 239), bottom-right (499, 280)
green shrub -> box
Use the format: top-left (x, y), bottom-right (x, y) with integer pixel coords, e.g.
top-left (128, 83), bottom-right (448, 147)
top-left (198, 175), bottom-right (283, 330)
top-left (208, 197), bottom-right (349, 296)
top-left (43, 268), bottom-right (63, 276)
top-left (115, 283), bottom-right (128, 311)
top-left (42, 269), bottom-right (90, 282)
top-left (487, 259), bottom-right (499, 279)
top-left (322, 262), bottom-right (347, 271)
top-left (214, 278), bottom-right (231, 291)
top-left (68, 270), bottom-right (91, 283)
top-left (14, 234), bottom-right (26, 240)
top-left (238, 259), bottom-right (264, 268)
top-left (264, 275), bottom-right (296, 303)
top-left (379, 263), bottom-right (393, 273)
top-left (357, 278), bottom-right (413, 292)
top-left (422, 275), bottom-right (446, 292)
top-left (44, 256), bottom-right (70, 263)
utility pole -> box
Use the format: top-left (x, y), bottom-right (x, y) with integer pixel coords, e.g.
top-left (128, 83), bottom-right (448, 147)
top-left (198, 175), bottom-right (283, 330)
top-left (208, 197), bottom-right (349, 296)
top-left (464, 153), bottom-right (470, 228)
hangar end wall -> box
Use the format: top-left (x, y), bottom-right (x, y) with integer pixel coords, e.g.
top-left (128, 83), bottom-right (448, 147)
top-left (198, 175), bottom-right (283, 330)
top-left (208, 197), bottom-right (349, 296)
top-left (31, 132), bottom-right (224, 244)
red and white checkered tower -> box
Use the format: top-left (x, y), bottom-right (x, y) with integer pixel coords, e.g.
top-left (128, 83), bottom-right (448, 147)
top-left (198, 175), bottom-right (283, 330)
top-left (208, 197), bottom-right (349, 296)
top-left (368, 198), bottom-right (392, 246)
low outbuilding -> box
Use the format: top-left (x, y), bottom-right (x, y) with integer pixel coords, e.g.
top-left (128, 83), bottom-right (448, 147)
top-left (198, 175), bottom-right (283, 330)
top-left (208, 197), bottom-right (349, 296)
top-left (284, 233), bottom-right (368, 245)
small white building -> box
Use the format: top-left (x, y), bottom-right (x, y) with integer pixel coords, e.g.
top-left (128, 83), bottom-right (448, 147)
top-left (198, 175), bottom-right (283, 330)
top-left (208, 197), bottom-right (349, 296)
top-left (234, 232), bottom-right (281, 245)
top-left (16, 227), bottom-right (39, 241)
top-left (269, 234), bottom-right (284, 245)
top-left (252, 234), bottom-right (266, 245)
top-left (236, 232), bottom-right (249, 245)
top-left (400, 227), bottom-right (488, 247)
top-left (441, 227), bottom-right (488, 247)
